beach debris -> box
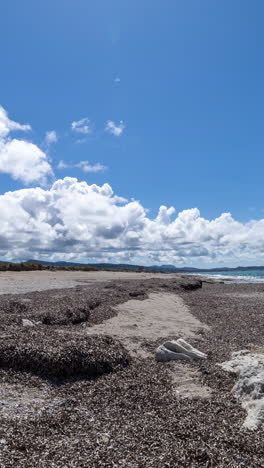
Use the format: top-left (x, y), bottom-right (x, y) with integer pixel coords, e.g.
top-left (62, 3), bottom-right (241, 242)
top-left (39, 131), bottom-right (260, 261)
top-left (41, 306), bottom-right (91, 325)
top-left (180, 279), bottom-right (203, 290)
top-left (99, 433), bottom-right (111, 444)
top-left (22, 319), bottom-right (37, 327)
top-left (220, 350), bottom-right (264, 429)
top-left (156, 338), bottom-right (207, 361)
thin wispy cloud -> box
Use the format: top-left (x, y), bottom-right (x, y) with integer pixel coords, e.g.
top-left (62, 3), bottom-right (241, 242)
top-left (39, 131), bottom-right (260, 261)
top-left (75, 138), bottom-right (88, 145)
top-left (57, 160), bottom-right (70, 169)
top-left (71, 118), bottom-right (92, 134)
top-left (58, 160), bottom-right (107, 173)
top-left (105, 120), bottom-right (125, 137)
top-left (45, 130), bottom-right (58, 145)
top-left (75, 161), bottom-right (107, 173)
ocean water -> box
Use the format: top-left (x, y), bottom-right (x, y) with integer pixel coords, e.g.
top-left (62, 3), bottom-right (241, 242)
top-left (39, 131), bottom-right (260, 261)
top-left (193, 269), bottom-right (264, 283)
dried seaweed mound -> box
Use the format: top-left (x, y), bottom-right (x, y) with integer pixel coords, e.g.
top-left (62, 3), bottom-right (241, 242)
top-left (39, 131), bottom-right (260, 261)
top-left (0, 331), bottom-right (130, 379)
top-left (177, 278), bottom-right (202, 291)
top-left (38, 297), bottom-right (103, 325)
top-left (41, 305), bottom-right (91, 325)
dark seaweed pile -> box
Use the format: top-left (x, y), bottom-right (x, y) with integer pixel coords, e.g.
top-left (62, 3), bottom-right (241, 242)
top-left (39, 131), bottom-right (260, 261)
top-left (0, 330), bottom-right (130, 379)
top-left (0, 277), bottom-right (263, 467)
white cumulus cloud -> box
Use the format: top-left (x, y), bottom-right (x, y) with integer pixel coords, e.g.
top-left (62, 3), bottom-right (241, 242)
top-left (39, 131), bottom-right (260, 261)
top-left (0, 107), bottom-right (53, 185)
top-left (71, 118), bottom-right (91, 134)
top-left (105, 120), bottom-right (125, 136)
top-left (0, 106), bottom-right (31, 138)
top-left (1, 176), bottom-right (264, 266)
top-left (0, 139), bottom-right (53, 185)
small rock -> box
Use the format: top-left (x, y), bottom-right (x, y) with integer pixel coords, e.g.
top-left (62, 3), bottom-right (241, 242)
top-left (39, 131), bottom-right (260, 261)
top-left (22, 319), bottom-right (36, 327)
top-left (100, 433), bottom-right (110, 444)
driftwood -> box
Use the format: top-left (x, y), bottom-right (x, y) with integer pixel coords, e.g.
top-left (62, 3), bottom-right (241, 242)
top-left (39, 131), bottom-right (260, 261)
top-left (156, 338), bottom-right (207, 361)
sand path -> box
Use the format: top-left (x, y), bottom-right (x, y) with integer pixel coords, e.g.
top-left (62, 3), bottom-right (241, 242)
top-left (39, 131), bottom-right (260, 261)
top-left (86, 292), bottom-right (211, 398)
top-left (86, 292), bottom-right (209, 357)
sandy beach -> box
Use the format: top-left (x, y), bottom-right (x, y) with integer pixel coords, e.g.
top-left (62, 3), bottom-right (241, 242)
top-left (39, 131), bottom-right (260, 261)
top-left (0, 272), bottom-right (263, 467)
top-left (0, 270), bottom-right (179, 295)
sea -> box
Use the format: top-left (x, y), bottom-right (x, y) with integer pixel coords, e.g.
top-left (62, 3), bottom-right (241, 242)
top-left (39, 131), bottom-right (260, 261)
top-left (190, 269), bottom-right (264, 283)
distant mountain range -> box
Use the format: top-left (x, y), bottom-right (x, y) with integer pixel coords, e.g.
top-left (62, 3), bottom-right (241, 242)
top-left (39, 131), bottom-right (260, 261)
top-left (27, 259), bottom-right (264, 273)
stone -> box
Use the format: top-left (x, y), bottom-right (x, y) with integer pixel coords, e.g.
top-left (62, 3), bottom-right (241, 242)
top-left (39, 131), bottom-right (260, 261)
top-left (22, 319), bottom-right (36, 327)
top-left (100, 433), bottom-right (110, 444)
top-left (155, 338), bottom-right (207, 362)
top-left (220, 350), bottom-right (264, 429)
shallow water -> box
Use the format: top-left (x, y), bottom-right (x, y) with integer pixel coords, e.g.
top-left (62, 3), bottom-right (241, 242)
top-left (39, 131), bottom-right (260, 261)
top-left (192, 269), bottom-right (264, 283)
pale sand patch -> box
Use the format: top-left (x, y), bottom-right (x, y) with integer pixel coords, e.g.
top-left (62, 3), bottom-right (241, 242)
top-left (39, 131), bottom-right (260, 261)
top-left (86, 293), bottom-right (209, 356)
top-left (86, 292), bottom-right (211, 398)
top-left (0, 271), bottom-right (179, 295)
top-left (168, 363), bottom-right (212, 400)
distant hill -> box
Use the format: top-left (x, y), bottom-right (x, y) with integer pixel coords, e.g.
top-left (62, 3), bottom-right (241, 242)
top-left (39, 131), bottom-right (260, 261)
top-left (1, 258), bottom-right (264, 273)
top-left (27, 259), bottom-right (264, 273)
top-left (27, 260), bottom-right (143, 271)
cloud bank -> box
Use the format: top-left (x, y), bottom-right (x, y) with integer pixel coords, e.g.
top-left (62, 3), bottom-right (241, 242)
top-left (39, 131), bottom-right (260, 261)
top-left (1, 176), bottom-right (264, 266)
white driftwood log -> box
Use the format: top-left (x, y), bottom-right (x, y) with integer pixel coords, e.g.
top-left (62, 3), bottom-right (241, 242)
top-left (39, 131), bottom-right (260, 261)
top-left (155, 338), bottom-right (207, 362)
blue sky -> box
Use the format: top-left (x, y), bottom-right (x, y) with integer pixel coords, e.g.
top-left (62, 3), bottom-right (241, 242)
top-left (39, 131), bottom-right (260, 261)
top-left (1, 1), bottom-right (264, 266)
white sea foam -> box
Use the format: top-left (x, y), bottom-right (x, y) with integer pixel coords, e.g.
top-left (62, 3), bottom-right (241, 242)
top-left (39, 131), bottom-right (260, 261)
top-left (185, 272), bottom-right (264, 283)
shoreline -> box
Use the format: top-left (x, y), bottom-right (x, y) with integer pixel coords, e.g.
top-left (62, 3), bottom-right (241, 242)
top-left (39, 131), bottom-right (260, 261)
top-left (184, 272), bottom-right (264, 284)
top-left (1, 269), bottom-right (264, 297)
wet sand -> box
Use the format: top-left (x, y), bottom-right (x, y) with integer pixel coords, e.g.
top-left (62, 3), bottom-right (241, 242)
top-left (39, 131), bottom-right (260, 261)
top-left (0, 274), bottom-right (263, 467)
